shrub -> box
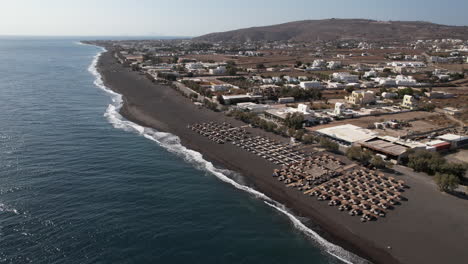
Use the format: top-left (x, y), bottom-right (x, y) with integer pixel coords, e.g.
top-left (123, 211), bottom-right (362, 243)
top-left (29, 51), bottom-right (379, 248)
top-left (434, 173), bottom-right (460, 192)
top-left (319, 138), bottom-right (339, 152)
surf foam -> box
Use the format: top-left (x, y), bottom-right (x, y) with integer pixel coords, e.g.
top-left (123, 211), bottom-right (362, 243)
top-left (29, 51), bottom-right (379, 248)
top-left (87, 47), bottom-right (368, 264)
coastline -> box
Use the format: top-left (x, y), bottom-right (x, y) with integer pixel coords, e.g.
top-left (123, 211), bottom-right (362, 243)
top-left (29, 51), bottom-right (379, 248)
top-left (91, 48), bottom-right (401, 264)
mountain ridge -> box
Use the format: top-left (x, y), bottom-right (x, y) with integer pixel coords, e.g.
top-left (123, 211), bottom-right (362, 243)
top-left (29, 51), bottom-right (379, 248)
top-left (194, 19), bottom-right (468, 42)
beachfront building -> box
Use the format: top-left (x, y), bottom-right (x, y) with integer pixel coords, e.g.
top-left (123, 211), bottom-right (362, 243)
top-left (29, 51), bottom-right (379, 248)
top-left (316, 124), bottom-right (376, 147)
top-left (401, 95), bottom-right (418, 109)
top-left (346, 90), bottom-right (376, 106)
top-left (236, 102), bottom-right (271, 113)
top-left (222, 94), bottom-right (263, 105)
top-left (436, 134), bottom-right (468, 149)
top-left (265, 104), bottom-right (316, 123)
top-left (358, 136), bottom-right (425, 162)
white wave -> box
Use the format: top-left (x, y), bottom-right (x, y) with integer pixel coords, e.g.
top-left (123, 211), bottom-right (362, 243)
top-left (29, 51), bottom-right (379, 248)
top-left (0, 203), bottom-right (19, 215)
top-left (264, 201), bottom-right (368, 264)
top-left (86, 47), bottom-right (367, 264)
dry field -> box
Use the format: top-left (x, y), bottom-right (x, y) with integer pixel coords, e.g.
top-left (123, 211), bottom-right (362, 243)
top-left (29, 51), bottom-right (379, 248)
top-left (308, 111), bottom-right (457, 138)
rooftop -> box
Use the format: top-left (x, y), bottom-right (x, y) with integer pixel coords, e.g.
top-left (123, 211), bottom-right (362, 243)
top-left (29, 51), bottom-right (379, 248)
top-left (316, 124), bottom-right (376, 144)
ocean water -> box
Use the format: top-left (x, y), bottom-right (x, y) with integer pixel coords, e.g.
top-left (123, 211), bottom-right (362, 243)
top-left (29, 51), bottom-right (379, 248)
top-left (0, 38), bottom-right (358, 264)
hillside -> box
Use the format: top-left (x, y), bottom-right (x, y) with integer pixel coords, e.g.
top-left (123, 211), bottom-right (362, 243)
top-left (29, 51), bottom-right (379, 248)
top-left (194, 19), bottom-right (468, 42)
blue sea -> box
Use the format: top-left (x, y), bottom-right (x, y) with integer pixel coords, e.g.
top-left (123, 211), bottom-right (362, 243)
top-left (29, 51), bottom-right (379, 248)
top-left (0, 38), bottom-right (359, 264)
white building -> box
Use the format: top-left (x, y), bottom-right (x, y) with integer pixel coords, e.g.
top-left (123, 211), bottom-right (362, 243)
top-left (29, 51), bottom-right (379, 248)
top-left (316, 124), bottom-right (377, 146)
top-left (377, 77), bottom-right (397, 87)
top-left (300, 81), bottom-right (323, 89)
top-left (395, 75), bottom-right (417, 86)
top-left (381, 92), bottom-right (398, 99)
top-left (209, 66), bottom-right (226, 75)
top-left (211, 84), bottom-right (233, 92)
top-left (278, 97), bottom-right (295, 104)
top-left (284, 76), bottom-right (298, 83)
top-left (186, 63), bottom-right (204, 71)
top-left (327, 61), bottom-right (342, 70)
top-left (363, 70), bottom-right (377, 78)
top-left (272, 76), bottom-right (282, 83)
top-left (334, 102), bottom-right (346, 115)
top-left (326, 82), bottom-right (345, 89)
top-left (312, 59), bottom-right (326, 68)
top-left (236, 102), bottom-right (270, 113)
top-left (332, 72), bottom-right (359, 83)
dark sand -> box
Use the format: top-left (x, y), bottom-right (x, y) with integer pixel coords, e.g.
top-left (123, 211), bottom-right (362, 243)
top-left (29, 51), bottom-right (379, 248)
top-left (97, 50), bottom-right (468, 264)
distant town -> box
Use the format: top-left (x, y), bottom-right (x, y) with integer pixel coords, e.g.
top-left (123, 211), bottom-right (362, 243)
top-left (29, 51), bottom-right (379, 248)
top-left (90, 37), bottom-right (467, 175)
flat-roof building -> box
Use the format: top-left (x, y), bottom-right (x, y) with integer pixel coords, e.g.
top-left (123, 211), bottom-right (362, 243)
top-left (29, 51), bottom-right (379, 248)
top-left (316, 124), bottom-right (376, 146)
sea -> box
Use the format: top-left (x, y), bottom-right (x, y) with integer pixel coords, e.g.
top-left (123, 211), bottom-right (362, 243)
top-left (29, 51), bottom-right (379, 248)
top-left (0, 37), bottom-right (363, 264)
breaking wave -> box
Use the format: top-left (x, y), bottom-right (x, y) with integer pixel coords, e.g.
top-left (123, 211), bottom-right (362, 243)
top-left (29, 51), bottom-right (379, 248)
top-left (87, 47), bottom-right (368, 264)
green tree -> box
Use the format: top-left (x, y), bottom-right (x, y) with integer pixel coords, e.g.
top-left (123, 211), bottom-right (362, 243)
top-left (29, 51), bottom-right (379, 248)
top-left (434, 173), bottom-right (460, 192)
top-left (346, 146), bottom-right (372, 165)
top-left (284, 113), bottom-right (304, 130)
top-left (370, 155), bottom-right (389, 169)
top-left (302, 134), bottom-right (316, 144)
top-left (397, 87), bottom-right (414, 99)
top-left (319, 138), bottom-right (339, 152)
top-left (294, 130), bottom-right (305, 140)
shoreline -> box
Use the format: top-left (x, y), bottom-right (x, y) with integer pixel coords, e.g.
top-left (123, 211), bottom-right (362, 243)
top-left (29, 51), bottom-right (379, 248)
top-left (94, 49), bottom-right (399, 264)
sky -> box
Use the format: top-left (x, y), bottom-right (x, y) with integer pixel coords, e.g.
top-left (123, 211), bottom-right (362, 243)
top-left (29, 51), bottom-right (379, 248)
top-left (1, 0), bottom-right (468, 37)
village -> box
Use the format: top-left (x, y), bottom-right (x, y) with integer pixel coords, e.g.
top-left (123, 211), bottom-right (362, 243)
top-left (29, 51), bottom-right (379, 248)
top-left (91, 37), bottom-right (468, 198)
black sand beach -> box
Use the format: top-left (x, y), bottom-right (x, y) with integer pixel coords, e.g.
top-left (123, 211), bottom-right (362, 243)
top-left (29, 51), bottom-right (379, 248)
top-left (96, 50), bottom-right (468, 264)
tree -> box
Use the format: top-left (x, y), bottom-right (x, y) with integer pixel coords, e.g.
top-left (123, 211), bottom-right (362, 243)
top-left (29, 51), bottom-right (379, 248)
top-left (302, 134), bottom-right (316, 144)
top-left (345, 86), bottom-right (355, 93)
top-left (346, 146), bottom-right (372, 165)
top-left (397, 87), bottom-right (414, 99)
top-left (294, 130), bottom-right (305, 140)
top-left (440, 162), bottom-right (467, 179)
top-left (370, 155), bottom-right (391, 169)
top-left (434, 173), bottom-right (460, 192)
top-left (217, 94), bottom-right (225, 105)
top-left (319, 138), bottom-right (339, 152)
top-left (420, 103), bottom-right (436, 112)
top-left (284, 113), bottom-right (304, 130)
top-left (226, 67), bottom-right (238, 76)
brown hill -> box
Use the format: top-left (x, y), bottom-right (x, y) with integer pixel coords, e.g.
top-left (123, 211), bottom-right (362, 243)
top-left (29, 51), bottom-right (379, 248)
top-left (194, 19), bottom-right (468, 42)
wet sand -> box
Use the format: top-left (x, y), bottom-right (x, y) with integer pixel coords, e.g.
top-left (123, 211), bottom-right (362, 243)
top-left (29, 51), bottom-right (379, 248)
top-left (96, 50), bottom-right (468, 264)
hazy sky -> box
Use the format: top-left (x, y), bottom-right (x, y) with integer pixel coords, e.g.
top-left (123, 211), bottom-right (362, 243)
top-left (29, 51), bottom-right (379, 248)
top-left (1, 0), bottom-right (467, 37)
